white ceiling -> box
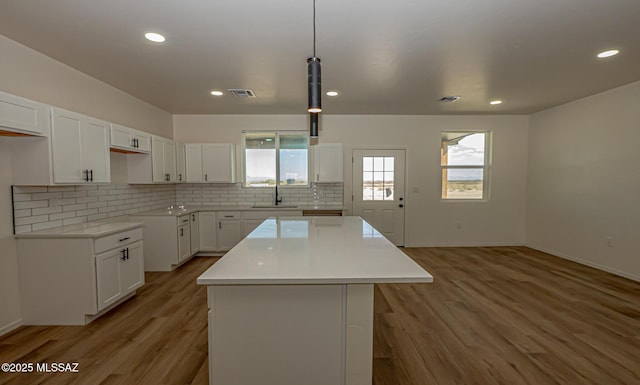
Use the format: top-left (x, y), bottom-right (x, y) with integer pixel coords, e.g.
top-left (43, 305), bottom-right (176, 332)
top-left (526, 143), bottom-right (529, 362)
top-left (1, 0), bottom-right (639, 115)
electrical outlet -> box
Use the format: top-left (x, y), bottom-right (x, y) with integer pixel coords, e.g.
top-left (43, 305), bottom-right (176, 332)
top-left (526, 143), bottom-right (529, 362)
top-left (606, 236), bottom-right (613, 247)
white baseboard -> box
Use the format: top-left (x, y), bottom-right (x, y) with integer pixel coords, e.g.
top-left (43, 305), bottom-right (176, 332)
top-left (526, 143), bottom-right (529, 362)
top-left (0, 319), bottom-right (23, 337)
top-left (526, 244), bottom-right (640, 283)
top-left (404, 242), bottom-right (525, 248)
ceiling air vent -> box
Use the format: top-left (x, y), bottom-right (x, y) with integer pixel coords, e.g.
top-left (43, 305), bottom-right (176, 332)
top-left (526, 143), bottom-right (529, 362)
top-left (439, 96), bottom-right (461, 103)
top-left (227, 89), bottom-right (256, 98)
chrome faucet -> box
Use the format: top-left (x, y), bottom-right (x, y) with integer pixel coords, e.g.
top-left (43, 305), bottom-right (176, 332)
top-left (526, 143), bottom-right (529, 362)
top-left (275, 186), bottom-right (283, 206)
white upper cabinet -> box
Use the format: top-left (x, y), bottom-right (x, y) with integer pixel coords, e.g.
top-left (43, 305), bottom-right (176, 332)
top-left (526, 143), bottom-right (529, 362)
top-left (11, 107), bottom-right (110, 185)
top-left (176, 142), bottom-right (186, 183)
top-left (0, 91), bottom-right (49, 137)
top-left (127, 135), bottom-right (177, 183)
top-left (110, 124), bottom-right (151, 154)
top-left (186, 143), bottom-right (236, 183)
top-left (313, 143), bottom-right (343, 182)
top-left (51, 108), bottom-right (110, 183)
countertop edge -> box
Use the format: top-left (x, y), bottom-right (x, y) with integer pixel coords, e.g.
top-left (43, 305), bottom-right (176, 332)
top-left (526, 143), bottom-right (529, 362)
top-left (197, 277), bottom-right (434, 285)
top-left (132, 206), bottom-right (346, 217)
top-left (14, 222), bottom-right (143, 238)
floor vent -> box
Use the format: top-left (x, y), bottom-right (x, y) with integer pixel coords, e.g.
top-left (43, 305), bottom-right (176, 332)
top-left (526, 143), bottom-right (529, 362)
top-left (227, 89), bottom-right (256, 98)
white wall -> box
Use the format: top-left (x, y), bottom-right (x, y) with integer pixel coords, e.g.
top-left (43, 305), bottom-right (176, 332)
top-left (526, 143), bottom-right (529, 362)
top-left (0, 35), bottom-right (173, 334)
top-left (527, 81), bottom-right (640, 281)
top-left (174, 114), bottom-right (529, 247)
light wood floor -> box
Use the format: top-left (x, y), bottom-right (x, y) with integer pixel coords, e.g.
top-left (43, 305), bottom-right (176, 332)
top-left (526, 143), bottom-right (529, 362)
top-left (1, 247), bottom-right (639, 385)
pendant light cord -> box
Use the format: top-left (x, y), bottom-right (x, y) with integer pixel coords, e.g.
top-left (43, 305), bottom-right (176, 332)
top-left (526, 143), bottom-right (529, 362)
top-left (313, 0), bottom-right (316, 57)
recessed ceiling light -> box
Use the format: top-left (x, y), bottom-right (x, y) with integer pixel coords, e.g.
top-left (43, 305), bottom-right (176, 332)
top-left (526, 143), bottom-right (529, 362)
top-left (490, 100), bottom-right (503, 105)
top-left (597, 49), bottom-right (619, 58)
top-left (144, 32), bottom-right (166, 43)
top-left (326, 91), bottom-right (339, 97)
top-left (210, 90), bottom-right (224, 96)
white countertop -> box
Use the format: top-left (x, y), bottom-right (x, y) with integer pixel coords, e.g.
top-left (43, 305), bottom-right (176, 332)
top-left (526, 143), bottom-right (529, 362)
top-left (197, 216), bottom-right (433, 285)
top-left (133, 205), bottom-right (345, 217)
top-left (14, 221), bottom-right (142, 238)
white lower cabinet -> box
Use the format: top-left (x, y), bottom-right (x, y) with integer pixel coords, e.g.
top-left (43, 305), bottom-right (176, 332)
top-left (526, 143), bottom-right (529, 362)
top-left (129, 213), bottom-right (196, 271)
top-left (16, 225), bottom-right (144, 325)
top-left (199, 212), bottom-right (218, 251)
top-left (178, 223), bottom-right (191, 262)
top-left (190, 212), bottom-right (200, 254)
top-left (96, 240), bottom-right (144, 311)
top-left (217, 212), bottom-right (243, 251)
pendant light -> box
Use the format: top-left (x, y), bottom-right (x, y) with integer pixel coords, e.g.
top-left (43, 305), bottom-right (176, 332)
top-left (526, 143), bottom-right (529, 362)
top-left (310, 113), bottom-right (319, 138)
top-left (307, 0), bottom-right (321, 114)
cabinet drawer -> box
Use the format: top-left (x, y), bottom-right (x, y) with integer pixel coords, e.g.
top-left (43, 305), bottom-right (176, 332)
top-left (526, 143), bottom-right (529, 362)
top-left (218, 211), bottom-right (241, 220)
top-left (177, 214), bottom-right (191, 226)
top-left (94, 227), bottom-right (143, 254)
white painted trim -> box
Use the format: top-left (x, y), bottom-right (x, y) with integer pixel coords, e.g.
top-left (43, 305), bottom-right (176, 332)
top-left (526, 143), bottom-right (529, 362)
top-left (0, 319), bottom-right (23, 337)
top-left (526, 244), bottom-right (640, 283)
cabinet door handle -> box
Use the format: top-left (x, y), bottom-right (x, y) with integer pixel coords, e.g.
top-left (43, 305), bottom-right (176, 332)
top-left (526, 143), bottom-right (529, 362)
top-left (131, 138), bottom-right (136, 147)
top-left (224, 215), bottom-right (233, 218)
top-left (121, 249), bottom-right (127, 261)
top-left (125, 248), bottom-right (129, 260)
top-left (316, 173), bottom-right (319, 182)
top-left (165, 173), bottom-right (170, 181)
top-left (180, 228), bottom-right (184, 236)
top-left (205, 174), bottom-right (208, 182)
top-left (82, 169), bottom-right (88, 182)
top-left (119, 236), bottom-right (130, 242)
top-left (192, 214), bottom-right (195, 221)
top-left (219, 222), bottom-right (222, 229)
top-left (179, 174), bottom-right (182, 181)
top-left (134, 138), bottom-right (139, 148)
top-left (89, 170), bottom-right (93, 182)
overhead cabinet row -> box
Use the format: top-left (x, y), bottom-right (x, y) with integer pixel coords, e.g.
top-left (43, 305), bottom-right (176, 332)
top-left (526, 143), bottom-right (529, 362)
top-left (2, 90), bottom-right (342, 185)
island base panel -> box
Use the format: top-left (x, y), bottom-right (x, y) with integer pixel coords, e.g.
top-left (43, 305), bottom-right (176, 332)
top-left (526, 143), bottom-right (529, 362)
top-left (207, 284), bottom-right (374, 385)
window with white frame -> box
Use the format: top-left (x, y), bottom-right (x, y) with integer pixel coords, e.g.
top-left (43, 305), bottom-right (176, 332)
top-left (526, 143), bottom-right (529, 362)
top-left (243, 131), bottom-right (309, 187)
top-left (441, 131), bottom-right (490, 200)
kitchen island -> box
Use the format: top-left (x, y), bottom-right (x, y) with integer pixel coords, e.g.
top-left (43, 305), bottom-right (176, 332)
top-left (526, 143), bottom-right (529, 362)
top-left (197, 216), bottom-right (432, 385)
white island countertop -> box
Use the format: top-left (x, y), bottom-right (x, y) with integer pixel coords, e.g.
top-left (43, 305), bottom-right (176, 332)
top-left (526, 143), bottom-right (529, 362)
top-left (197, 216), bottom-right (433, 285)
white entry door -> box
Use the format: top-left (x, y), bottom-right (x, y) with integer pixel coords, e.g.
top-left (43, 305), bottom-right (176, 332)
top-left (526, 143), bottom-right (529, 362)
top-left (352, 149), bottom-right (406, 246)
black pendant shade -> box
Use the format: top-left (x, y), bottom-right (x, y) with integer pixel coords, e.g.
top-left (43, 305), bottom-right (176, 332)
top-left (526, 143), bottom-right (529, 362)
top-left (307, 57), bottom-right (322, 113)
top-left (310, 112), bottom-right (319, 138)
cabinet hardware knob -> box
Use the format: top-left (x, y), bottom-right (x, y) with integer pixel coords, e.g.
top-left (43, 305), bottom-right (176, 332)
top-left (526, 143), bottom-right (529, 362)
top-left (399, 204), bottom-right (404, 208)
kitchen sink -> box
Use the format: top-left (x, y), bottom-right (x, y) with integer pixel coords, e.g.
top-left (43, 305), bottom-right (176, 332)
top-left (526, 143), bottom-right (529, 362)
top-left (251, 205), bottom-right (298, 209)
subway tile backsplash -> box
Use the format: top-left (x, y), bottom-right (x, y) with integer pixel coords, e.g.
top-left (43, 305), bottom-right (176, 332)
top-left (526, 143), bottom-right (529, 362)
top-left (12, 182), bottom-right (344, 234)
top-left (175, 183), bottom-right (343, 207)
top-left (12, 184), bottom-right (175, 234)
